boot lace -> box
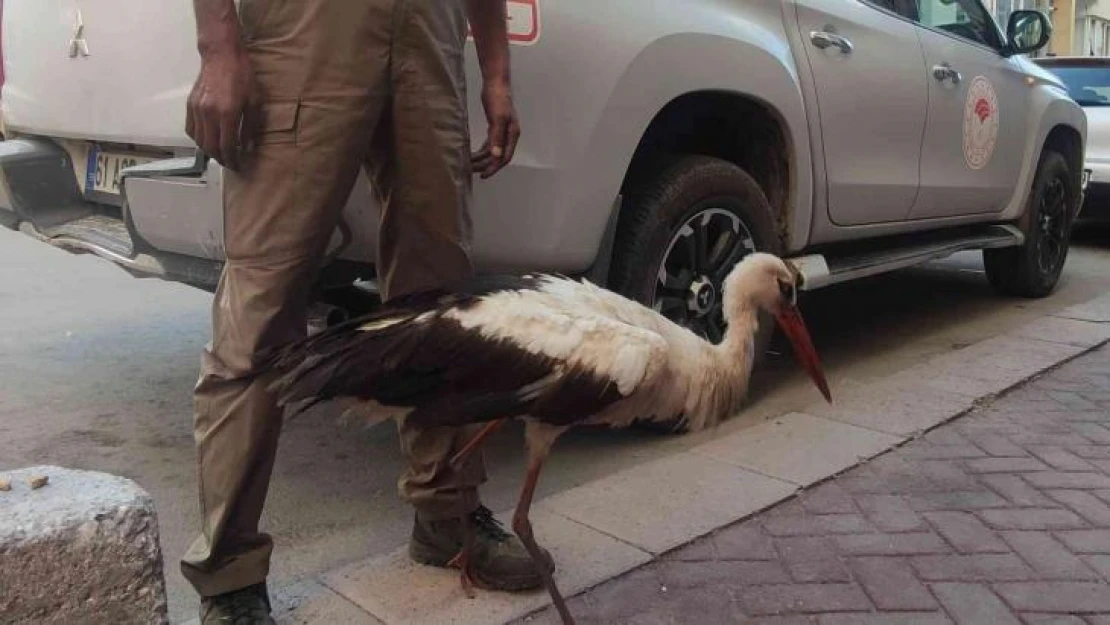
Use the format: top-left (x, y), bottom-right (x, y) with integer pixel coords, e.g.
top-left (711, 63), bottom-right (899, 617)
top-left (471, 505), bottom-right (513, 542)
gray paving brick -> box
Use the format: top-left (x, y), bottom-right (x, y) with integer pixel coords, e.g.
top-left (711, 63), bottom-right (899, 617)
top-left (916, 460), bottom-right (980, 490)
top-left (579, 568), bottom-right (663, 623)
top-left (1028, 446), bottom-right (1097, 471)
top-left (923, 511), bottom-right (1009, 553)
top-left (961, 432), bottom-right (1027, 457)
top-left (712, 523), bottom-right (777, 561)
top-left (848, 557), bottom-right (937, 611)
top-left (964, 457), bottom-right (1052, 473)
top-left (1021, 615), bottom-right (1089, 625)
top-left (856, 495), bottom-right (927, 532)
top-left (930, 583), bottom-right (1020, 625)
top-left (1069, 445), bottom-right (1110, 459)
top-left (661, 536), bottom-right (716, 561)
top-left (1025, 472), bottom-right (1110, 490)
top-left (1009, 433), bottom-right (1094, 447)
top-left (1047, 391), bottom-right (1104, 411)
top-left (907, 490), bottom-right (1010, 511)
top-left (745, 617), bottom-right (818, 625)
top-left (980, 475), bottom-right (1057, 506)
top-left (763, 514), bottom-right (876, 537)
top-left (737, 584), bottom-right (871, 615)
top-left (819, 615), bottom-right (953, 625)
top-left (775, 537), bottom-right (851, 583)
top-left (832, 532), bottom-right (950, 556)
top-left (1071, 423), bottom-right (1110, 444)
top-left (1082, 555), bottom-right (1110, 581)
top-left (924, 429), bottom-right (973, 446)
top-left (978, 508), bottom-right (1087, 530)
top-left (657, 559), bottom-right (790, 588)
top-left (902, 444), bottom-right (987, 460)
top-left (622, 585), bottom-right (743, 624)
top-left (1001, 531), bottom-right (1100, 580)
top-left (800, 483), bottom-right (858, 516)
top-left (1056, 530), bottom-right (1110, 554)
top-left (910, 554), bottom-right (1034, 582)
top-left (839, 474), bottom-right (937, 495)
top-left (994, 582), bottom-right (1110, 613)
top-left (1048, 490), bottom-right (1110, 525)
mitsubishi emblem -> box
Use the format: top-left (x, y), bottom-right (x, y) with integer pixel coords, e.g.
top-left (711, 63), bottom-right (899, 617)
top-left (68, 10), bottom-right (90, 58)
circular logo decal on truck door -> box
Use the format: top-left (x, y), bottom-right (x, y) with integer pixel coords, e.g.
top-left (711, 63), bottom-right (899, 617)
top-left (963, 76), bottom-right (999, 171)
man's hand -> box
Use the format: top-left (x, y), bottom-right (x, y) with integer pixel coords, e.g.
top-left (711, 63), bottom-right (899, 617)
top-left (466, 0), bottom-right (519, 179)
top-left (186, 0), bottom-right (261, 171)
top-left (472, 80), bottom-right (520, 179)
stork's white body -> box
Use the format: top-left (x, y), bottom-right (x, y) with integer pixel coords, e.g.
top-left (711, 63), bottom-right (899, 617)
top-left (440, 275), bottom-right (757, 436)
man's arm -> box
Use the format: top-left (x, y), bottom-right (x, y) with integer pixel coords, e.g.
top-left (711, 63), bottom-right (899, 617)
top-left (186, 0), bottom-right (261, 171)
top-left (466, 1), bottom-right (520, 179)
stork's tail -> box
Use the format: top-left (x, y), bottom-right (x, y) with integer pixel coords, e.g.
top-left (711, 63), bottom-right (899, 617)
top-left (264, 306), bottom-right (422, 416)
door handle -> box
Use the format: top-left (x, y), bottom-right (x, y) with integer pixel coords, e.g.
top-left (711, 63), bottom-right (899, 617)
top-left (933, 63), bottom-right (962, 85)
top-left (810, 31), bottom-right (853, 54)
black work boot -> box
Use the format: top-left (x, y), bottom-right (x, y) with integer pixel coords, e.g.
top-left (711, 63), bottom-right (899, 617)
top-left (409, 505), bottom-right (555, 592)
top-left (199, 582), bottom-right (275, 625)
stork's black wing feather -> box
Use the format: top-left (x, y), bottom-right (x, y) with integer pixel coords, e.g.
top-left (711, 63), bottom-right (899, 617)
top-left (266, 274), bottom-right (625, 428)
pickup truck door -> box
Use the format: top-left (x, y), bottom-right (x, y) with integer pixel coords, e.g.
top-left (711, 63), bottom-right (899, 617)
top-left (908, 0), bottom-right (1032, 219)
top-left (794, 0), bottom-right (929, 226)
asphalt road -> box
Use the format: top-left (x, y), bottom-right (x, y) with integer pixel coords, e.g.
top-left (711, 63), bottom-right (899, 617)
top-left (2, 226), bottom-right (1109, 623)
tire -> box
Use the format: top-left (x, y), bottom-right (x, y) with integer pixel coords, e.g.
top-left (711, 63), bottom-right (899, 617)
top-left (609, 155), bottom-right (781, 433)
top-left (984, 150), bottom-right (1077, 298)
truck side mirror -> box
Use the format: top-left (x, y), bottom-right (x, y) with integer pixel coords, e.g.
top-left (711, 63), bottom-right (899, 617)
top-left (1006, 10), bottom-right (1052, 56)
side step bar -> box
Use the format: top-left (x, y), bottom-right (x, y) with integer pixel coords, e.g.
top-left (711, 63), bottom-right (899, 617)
top-left (788, 224), bottom-right (1024, 291)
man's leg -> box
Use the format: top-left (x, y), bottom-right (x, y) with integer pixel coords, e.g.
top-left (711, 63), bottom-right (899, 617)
top-left (181, 0), bottom-right (390, 611)
top-left (364, 0), bottom-right (550, 592)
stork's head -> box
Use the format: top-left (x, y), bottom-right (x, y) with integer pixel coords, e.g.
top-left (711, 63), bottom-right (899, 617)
top-left (722, 253), bottom-right (831, 402)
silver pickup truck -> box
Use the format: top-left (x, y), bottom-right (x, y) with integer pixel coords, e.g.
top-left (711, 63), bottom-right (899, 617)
top-left (0, 0), bottom-right (1087, 345)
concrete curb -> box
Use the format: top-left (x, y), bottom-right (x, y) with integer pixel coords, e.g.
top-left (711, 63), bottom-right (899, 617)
top-left (268, 294), bottom-right (1110, 625)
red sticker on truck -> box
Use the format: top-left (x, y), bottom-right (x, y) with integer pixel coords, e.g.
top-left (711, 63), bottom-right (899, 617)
top-left (468, 0), bottom-right (541, 46)
top-left (963, 76), bottom-right (999, 171)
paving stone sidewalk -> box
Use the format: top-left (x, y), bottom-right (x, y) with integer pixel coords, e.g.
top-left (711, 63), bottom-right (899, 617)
top-left (519, 346), bottom-right (1110, 624)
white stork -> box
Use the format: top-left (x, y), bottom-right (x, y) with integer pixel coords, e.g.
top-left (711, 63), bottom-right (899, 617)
top-left (268, 252), bottom-right (831, 625)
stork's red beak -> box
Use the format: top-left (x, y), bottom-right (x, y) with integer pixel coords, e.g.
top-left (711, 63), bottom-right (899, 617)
top-left (775, 304), bottom-right (831, 403)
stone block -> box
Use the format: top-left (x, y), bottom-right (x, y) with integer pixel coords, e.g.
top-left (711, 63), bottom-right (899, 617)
top-left (0, 466), bottom-right (167, 624)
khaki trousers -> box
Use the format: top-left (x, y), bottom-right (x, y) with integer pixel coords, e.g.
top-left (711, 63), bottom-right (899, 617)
top-left (181, 0), bottom-right (486, 597)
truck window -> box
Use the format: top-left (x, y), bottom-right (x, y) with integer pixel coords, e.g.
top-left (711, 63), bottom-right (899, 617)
top-left (913, 0), bottom-right (1002, 49)
top-left (867, 0), bottom-right (920, 21)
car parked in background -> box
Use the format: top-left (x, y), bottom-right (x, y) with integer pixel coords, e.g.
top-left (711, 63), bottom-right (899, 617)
top-left (1034, 56), bottom-right (1109, 222)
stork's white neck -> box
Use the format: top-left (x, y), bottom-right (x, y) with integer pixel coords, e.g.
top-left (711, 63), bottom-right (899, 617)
top-left (664, 299), bottom-right (760, 432)
top-left (719, 300), bottom-right (760, 363)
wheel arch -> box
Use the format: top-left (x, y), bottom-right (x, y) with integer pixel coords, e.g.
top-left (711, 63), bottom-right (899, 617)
top-left (617, 91), bottom-right (794, 250)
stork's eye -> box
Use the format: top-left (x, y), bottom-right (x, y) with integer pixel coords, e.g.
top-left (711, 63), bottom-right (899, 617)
top-left (778, 279), bottom-right (797, 305)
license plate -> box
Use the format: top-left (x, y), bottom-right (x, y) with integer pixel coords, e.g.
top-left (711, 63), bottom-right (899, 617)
top-left (85, 146), bottom-right (156, 196)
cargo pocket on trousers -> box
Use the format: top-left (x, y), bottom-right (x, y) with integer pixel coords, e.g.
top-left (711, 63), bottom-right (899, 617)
top-left (255, 101), bottom-right (299, 146)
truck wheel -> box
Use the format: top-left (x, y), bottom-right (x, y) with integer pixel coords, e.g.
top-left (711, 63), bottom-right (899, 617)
top-left (984, 150), bottom-right (1077, 298)
top-left (610, 155), bottom-right (781, 433)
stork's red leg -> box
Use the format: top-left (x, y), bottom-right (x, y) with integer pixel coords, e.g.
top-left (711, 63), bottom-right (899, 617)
top-left (450, 419), bottom-right (506, 470)
top-left (447, 488), bottom-right (479, 598)
top-left (512, 454), bottom-right (575, 625)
